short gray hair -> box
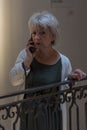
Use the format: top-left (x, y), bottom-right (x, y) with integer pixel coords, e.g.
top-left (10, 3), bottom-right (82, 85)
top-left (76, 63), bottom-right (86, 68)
top-left (28, 11), bottom-right (60, 44)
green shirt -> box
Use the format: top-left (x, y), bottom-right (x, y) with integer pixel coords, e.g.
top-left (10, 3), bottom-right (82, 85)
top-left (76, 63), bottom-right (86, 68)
top-left (20, 58), bottom-right (62, 130)
top-left (26, 58), bottom-right (62, 88)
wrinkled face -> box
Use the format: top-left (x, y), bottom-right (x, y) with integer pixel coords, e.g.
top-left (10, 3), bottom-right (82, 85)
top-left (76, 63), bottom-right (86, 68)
top-left (30, 25), bottom-right (54, 50)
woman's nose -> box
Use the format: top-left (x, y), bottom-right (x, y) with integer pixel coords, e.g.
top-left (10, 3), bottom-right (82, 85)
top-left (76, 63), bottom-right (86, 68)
top-left (34, 33), bottom-right (41, 39)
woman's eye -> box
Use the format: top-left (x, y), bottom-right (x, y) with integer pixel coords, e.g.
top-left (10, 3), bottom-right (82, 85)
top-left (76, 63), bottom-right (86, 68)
top-left (32, 32), bottom-right (36, 35)
top-left (32, 31), bottom-right (46, 36)
top-left (40, 31), bottom-right (45, 35)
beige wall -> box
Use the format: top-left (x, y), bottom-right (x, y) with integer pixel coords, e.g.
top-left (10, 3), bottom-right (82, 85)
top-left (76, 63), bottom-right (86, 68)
top-left (0, 0), bottom-right (87, 94)
top-left (0, 1), bottom-right (87, 129)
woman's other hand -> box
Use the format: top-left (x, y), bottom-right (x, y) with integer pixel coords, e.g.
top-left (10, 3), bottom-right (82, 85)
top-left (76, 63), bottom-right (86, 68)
top-left (68, 69), bottom-right (87, 81)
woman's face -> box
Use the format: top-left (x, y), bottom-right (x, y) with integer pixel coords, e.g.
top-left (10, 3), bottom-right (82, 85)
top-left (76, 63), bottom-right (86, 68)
top-left (30, 25), bottom-right (54, 50)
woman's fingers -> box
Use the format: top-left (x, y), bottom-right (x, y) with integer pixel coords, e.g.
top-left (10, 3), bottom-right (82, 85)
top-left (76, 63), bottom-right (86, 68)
top-left (68, 69), bottom-right (87, 80)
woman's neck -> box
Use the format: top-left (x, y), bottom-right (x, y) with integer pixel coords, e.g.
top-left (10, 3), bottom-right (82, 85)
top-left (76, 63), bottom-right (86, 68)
top-left (35, 48), bottom-right (60, 65)
top-left (37, 48), bottom-right (53, 58)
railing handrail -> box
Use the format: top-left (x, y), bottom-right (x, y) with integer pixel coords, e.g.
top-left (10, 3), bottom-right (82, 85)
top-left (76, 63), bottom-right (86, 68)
top-left (0, 84), bottom-right (87, 109)
top-left (0, 77), bottom-right (87, 130)
top-left (0, 77), bottom-right (87, 99)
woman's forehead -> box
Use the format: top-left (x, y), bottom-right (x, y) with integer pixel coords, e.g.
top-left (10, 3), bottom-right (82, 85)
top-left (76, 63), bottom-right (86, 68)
top-left (31, 25), bottom-right (48, 31)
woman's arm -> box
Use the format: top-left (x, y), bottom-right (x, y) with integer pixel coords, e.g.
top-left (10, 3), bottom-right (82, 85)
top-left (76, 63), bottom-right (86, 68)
top-left (9, 49), bottom-right (30, 86)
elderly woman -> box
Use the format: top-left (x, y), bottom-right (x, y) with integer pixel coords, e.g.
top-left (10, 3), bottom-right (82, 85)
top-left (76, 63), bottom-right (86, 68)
top-left (9, 11), bottom-right (86, 130)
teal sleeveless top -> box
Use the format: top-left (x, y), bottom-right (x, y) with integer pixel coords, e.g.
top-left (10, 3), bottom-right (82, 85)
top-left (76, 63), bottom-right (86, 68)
top-left (26, 58), bottom-right (62, 88)
top-left (20, 58), bottom-right (62, 130)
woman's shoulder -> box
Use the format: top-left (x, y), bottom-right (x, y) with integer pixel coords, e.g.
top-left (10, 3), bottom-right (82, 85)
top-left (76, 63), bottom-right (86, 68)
top-left (59, 52), bottom-right (72, 74)
top-left (16, 49), bottom-right (27, 61)
top-left (19, 48), bottom-right (26, 55)
top-left (18, 48), bottom-right (26, 56)
top-left (60, 53), bottom-right (69, 60)
top-left (59, 52), bottom-right (71, 64)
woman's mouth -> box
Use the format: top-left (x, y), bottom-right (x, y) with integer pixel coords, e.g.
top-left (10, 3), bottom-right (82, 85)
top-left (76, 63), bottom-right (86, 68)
top-left (36, 43), bottom-right (40, 46)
